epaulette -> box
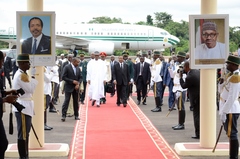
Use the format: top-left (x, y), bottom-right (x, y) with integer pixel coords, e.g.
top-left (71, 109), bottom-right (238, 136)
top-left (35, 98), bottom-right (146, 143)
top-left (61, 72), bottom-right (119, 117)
top-left (155, 59), bottom-right (161, 65)
top-left (21, 73), bottom-right (29, 82)
top-left (229, 73), bottom-right (240, 83)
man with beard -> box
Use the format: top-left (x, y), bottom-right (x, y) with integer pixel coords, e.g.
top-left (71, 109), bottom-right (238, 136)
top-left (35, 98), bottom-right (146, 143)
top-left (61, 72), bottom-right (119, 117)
top-left (22, 17), bottom-right (51, 54)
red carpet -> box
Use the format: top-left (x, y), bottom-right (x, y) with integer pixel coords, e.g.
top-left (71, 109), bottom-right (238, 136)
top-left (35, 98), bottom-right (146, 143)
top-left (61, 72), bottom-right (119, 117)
top-left (68, 92), bottom-right (179, 159)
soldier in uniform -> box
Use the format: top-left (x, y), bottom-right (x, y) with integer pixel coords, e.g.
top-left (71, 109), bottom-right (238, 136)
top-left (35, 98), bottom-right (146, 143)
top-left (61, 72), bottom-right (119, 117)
top-left (219, 55), bottom-right (240, 159)
top-left (168, 52), bottom-right (187, 130)
top-left (12, 54), bottom-right (38, 159)
top-left (150, 51), bottom-right (163, 112)
top-left (122, 51), bottom-right (134, 99)
top-left (79, 52), bottom-right (88, 104)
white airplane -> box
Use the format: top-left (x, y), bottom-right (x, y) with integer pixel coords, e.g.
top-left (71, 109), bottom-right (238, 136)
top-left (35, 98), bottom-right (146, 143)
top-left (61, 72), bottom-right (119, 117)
top-left (0, 23), bottom-right (180, 55)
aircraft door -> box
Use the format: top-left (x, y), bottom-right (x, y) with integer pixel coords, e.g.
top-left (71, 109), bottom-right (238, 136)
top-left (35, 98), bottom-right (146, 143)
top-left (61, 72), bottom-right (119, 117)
top-left (148, 29), bottom-right (154, 41)
top-left (8, 27), bottom-right (15, 39)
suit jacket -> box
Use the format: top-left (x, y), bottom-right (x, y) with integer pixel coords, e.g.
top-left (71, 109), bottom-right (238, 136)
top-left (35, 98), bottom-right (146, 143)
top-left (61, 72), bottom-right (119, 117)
top-left (163, 63), bottom-right (172, 86)
top-left (79, 60), bottom-right (88, 82)
top-left (134, 62), bottom-right (151, 85)
top-left (62, 63), bottom-right (82, 93)
top-left (180, 69), bottom-right (200, 106)
top-left (4, 56), bottom-right (12, 73)
top-left (21, 34), bottom-right (51, 54)
top-left (113, 62), bottom-right (130, 85)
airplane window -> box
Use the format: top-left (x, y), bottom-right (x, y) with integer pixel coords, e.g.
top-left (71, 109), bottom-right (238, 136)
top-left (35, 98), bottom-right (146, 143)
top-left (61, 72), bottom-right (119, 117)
top-left (73, 32), bottom-right (75, 34)
top-left (121, 33), bottom-right (123, 35)
top-left (63, 32), bottom-right (65, 34)
top-left (114, 33), bottom-right (116, 35)
top-left (56, 32), bottom-right (58, 34)
top-left (60, 32), bottom-right (62, 34)
top-left (101, 33), bottom-right (103, 35)
top-left (111, 33), bottom-right (113, 35)
top-left (117, 33), bottom-right (119, 35)
top-left (85, 32), bottom-right (87, 35)
top-left (124, 33), bottom-right (126, 35)
top-left (77, 32), bottom-right (79, 34)
top-left (134, 33), bottom-right (136, 35)
top-left (70, 32), bottom-right (72, 34)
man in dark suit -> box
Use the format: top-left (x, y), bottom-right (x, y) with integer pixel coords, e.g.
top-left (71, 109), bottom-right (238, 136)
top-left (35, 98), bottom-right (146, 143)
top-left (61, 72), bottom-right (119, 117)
top-left (110, 55), bottom-right (118, 97)
top-left (79, 53), bottom-right (88, 104)
top-left (61, 57), bottom-right (82, 121)
top-left (179, 61), bottom-right (200, 139)
top-left (113, 56), bottom-right (130, 107)
top-left (3, 52), bottom-right (12, 88)
top-left (21, 17), bottom-right (51, 54)
top-left (134, 56), bottom-right (151, 105)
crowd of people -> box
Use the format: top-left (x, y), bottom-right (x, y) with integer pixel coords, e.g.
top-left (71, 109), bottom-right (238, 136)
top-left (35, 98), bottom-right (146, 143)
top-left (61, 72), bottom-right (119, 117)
top-left (0, 49), bottom-right (239, 158)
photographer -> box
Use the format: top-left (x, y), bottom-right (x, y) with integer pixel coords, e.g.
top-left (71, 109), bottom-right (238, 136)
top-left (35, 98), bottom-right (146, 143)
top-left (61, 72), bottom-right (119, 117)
top-left (168, 52), bottom-right (187, 130)
top-left (0, 51), bottom-right (18, 159)
top-left (12, 54), bottom-right (38, 159)
top-left (179, 61), bottom-right (200, 139)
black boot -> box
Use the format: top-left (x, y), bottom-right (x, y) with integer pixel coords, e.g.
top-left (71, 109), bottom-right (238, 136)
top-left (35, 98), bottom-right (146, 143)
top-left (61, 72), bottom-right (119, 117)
top-left (172, 110), bottom-right (185, 130)
top-left (151, 97), bottom-right (161, 112)
top-left (229, 139), bottom-right (239, 159)
top-left (44, 111), bottom-right (52, 130)
top-left (17, 139), bottom-right (27, 159)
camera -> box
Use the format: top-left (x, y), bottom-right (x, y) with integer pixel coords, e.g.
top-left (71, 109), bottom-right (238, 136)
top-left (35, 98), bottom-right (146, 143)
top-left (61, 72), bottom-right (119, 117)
top-left (12, 88), bottom-right (25, 112)
top-left (13, 88), bottom-right (25, 96)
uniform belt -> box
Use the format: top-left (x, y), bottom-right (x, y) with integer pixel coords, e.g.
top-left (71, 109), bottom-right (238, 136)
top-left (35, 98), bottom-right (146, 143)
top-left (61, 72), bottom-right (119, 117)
top-left (174, 84), bottom-right (180, 86)
top-left (18, 97), bottom-right (33, 101)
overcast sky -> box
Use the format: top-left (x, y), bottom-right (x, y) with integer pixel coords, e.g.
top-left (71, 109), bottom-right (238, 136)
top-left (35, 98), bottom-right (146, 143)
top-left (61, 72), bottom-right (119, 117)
top-left (0, 0), bottom-right (239, 28)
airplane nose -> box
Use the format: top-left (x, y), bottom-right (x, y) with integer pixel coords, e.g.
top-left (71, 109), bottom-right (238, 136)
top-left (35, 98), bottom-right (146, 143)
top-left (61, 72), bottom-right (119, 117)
top-left (170, 35), bottom-right (180, 45)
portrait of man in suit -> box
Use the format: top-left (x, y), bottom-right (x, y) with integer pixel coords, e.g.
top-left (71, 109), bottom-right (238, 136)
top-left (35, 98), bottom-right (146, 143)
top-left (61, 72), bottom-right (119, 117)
top-left (21, 16), bottom-right (51, 54)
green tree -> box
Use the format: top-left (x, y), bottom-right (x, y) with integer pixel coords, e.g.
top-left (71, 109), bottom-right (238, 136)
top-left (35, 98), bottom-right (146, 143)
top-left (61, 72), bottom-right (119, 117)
top-left (88, 16), bottom-right (122, 24)
top-left (154, 12), bottom-right (173, 28)
top-left (135, 21), bottom-right (146, 25)
top-left (146, 15), bottom-right (153, 26)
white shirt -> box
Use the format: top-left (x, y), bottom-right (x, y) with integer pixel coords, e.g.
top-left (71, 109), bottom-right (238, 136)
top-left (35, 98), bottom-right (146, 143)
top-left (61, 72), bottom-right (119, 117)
top-left (195, 42), bottom-right (225, 59)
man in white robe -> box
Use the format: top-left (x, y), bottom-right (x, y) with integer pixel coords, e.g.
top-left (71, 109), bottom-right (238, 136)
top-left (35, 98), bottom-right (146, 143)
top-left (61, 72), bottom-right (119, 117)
top-left (86, 52), bottom-right (95, 100)
top-left (87, 51), bottom-right (107, 107)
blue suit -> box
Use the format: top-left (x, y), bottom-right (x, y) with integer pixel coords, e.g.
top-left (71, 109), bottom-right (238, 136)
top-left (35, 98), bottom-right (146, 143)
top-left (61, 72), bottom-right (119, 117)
top-left (159, 61), bottom-right (167, 105)
top-left (163, 63), bottom-right (175, 108)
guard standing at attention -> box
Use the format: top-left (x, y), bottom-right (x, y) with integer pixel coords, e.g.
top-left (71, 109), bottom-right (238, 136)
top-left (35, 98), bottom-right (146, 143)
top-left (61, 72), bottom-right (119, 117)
top-left (150, 51), bottom-right (163, 112)
top-left (12, 54), bottom-right (38, 159)
top-left (218, 55), bottom-right (240, 159)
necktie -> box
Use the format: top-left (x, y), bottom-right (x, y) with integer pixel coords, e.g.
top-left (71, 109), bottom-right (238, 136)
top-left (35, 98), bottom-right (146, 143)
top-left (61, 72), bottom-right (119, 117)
top-left (32, 39), bottom-right (37, 54)
top-left (140, 63), bottom-right (143, 75)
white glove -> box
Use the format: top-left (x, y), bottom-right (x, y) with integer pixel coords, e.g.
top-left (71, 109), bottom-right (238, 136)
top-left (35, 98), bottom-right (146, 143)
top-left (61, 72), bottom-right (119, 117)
top-left (150, 81), bottom-right (154, 87)
top-left (220, 113), bottom-right (226, 123)
top-left (170, 60), bottom-right (174, 66)
top-left (31, 67), bottom-right (36, 76)
top-left (130, 78), bottom-right (134, 83)
top-left (175, 91), bottom-right (181, 99)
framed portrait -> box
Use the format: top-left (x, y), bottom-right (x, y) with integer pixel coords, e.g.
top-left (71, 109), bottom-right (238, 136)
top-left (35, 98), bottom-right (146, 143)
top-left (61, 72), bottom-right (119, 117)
top-left (16, 11), bottom-right (55, 66)
top-left (189, 14), bottom-right (229, 69)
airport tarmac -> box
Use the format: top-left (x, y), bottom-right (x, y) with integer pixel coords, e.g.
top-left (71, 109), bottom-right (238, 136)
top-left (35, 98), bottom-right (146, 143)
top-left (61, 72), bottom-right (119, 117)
top-left (2, 87), bottom-right (235, 159)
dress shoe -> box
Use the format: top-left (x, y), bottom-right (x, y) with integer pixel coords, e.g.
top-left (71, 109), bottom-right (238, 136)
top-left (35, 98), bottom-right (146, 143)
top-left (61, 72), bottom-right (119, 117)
top-left (81, 101), bottom-right (84, 104)
top-left (117, 103), bottom-right (120, 106)
top-left (97, 105), bottom-right (100, 107)
top-left (137, 101), bottom-right (140, 105)
top-left (123, 104), bottom-right (127, 107)
top-left (142, 102), bottom-right (147, 105)
top-left (52, 101), bottom-right (58, 105)
top-left (44, 125), bottom-right (53, 130)
top-left (49, 109), bottom-right (57, 113)
top-left (61, 117), bottom-right (66, 122)
top-left (172, 124), bottom-right (179, 129)
top-left (92, 100), bottom-right (96, 106)
top-left (173, 124), bottom-right (185, 130)
top-left (151, 107), bottom-right (161, 112)
top-left (191, 136), bottom-right (200, 139)
top-left (75, 117), bottom-right (80, 120)
top-left (103, 101), bottom-right (106, 104)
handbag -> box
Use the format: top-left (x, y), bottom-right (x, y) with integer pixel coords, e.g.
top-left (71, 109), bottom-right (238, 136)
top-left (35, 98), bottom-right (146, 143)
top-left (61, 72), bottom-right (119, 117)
top-left (106, 83), bottom-right (114, 94)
